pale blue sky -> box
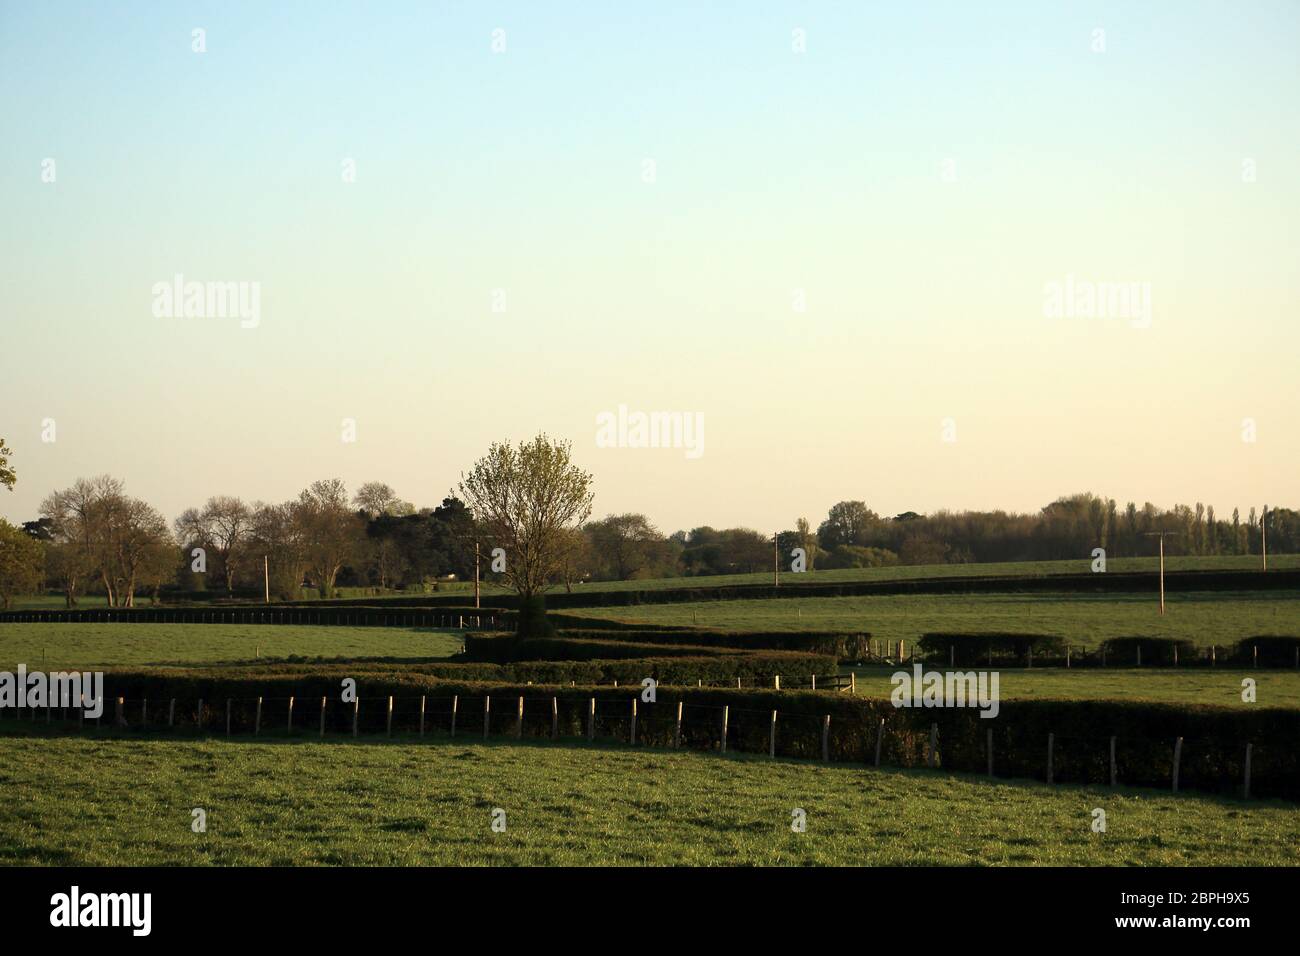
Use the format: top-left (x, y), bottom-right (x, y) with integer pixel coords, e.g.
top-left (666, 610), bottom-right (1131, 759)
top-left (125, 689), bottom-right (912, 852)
top-left (2, 1), bottom-right (1297, 532)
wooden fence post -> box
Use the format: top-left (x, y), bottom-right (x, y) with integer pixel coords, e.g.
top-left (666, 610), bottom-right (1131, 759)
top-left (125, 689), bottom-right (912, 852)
top-left (1109, 736), bottom-right (1117, 787)
top-left (320, 697), bottom-right (326, 737)
top-left (850, 673), bottom-right (856, 695)
top-left (720, 705), bottom-right (729, 753)
top-left (927, 723), bottom-right (938, 768)
top-left (1028, 646), bottom-right (1033, 669)
top-left (115, 696), bottom-right (124, 728)
top-left (821, 715), bottom-right (830, 762)
top-left (387, 696), bottom-right (394, 737)
top-left (483, 696), bottom-right (491, 740)
top-left (774, 674), bottom-right (780, 690)
top-left (1066, 646), bottom-right (1071, 668)
top-left (551, 697), bottom-right (558, 739)
top-left (352, 698), bottom-right (359, 737)
top-left (675, 701), bottom-right (683, 748)
top-left (451, 695), bottom-right (458, 737)
top-left (1253, 644), bottom-right (1257, 667)
top-left (1172, 736), bottom-right (1183, 793)
top-left (1046, 732), bottom-right (1054, 784)
top-left (630, 698), bottom-right (637, 745)
top-left (769, 710), bottom-right (777, 757)
top-left (588, 698), bottom-right (595, 741)
top-left (255, 697), bottom-right (262, 735)
top-left (875, 717), bottom-right (884, 768)
top-left (1211, 645), bottom-right (1216, 667)
top-left (419, 695), bottom-right (426, 736)
top-left (287, 696), bottom-right (294, 734)
top-left (810, 674), bottom-right (816, 691)
top-left (168, 699), bottom-right (176, 728)
top-left (517, 696), bottom-right (524, 739)
top-left (1137, 645), bottom-right (1142, 667)
top-left (1244, 743), bottom-right (1252, 799)
top-left (987, 728), bottom-right (994, 777)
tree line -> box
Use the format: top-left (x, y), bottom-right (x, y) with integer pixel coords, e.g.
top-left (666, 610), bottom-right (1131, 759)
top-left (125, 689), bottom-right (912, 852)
top-left (0, 431), bottom-right (1294, 608)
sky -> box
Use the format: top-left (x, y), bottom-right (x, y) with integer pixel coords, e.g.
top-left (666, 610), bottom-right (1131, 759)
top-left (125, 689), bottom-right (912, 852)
top-left (1, 1), bottom-right (1297, 535)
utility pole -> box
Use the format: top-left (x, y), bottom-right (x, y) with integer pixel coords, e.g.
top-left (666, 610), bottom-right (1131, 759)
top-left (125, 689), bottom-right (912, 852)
top-left (474, 540), bottom-right (481, 609)
top-left (263, 555), bottom-right (269, 604)
top-left (773, 532), bottom-right (780, 587)
top-left (1143, 532), bottom-right (1178, 615)
top-left (1262, 504), bottom-right (1268, 571)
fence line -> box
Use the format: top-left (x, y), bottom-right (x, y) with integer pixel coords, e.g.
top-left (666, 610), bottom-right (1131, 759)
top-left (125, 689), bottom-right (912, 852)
top-left (3, 693), bottom-right (1283, 801)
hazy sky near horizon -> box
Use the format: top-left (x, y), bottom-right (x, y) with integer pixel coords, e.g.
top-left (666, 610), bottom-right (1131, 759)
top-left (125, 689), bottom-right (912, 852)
top-left (2, 1), bottom-right (1297, 534)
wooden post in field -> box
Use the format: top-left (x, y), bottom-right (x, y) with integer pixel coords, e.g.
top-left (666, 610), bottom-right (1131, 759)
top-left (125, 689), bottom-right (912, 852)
top-left (451, 695), bottom-right (458, 737)
top-left (255, 697), bottom-right (262, 735)
top-left (78, 693), bottom-right (84, 728)
top-left (1174, 645), bottom-right (1178, 667)
top-left (1066, 646), bottom-right (1071, 668)
top-left (774, 675), bottom-right (780, 690)
top-left (386, 696), bottom-right (394, 737)
top-left (674, 701), bottom-right (683, 748)
top-left (1211, 645), bottom-right (1216, 667)
top-left (720, 705), bottom-right (729, 753)
top-left (226, 699), bottom-right (231, 736)
top-left (850, 673), bottom-right (856, 695)
top-left (168, 699), bottom-right (175, 728)
top-left (950, 646), bottom-right (955, 668)
top-left (769, 710), bottom-right (777, 757)
top-left (287, 696), bottom-right (294, 734)
top-left (483, 696), bottom-right (490, 740)
top-left (986, 728), bottom-right (993, 777)
top-left (1244, 743), bottom-right (1252, 799)
top-left (517, 696), bottom-right (524, 739)
top-left (811, 674), bottom-right (816, 691)
top-left (1028, 646), bottom-right (1033, 669)
top-left (1046, 732), bottom-right (1054, 784)
top-left (551, 697), bottom-right (558, 739)
top-left (928, 723), bottom-right (937, 768)
top-left (630, 698), bottom-right (637, 745)
top-left (1137, 645), bottom-right (1142, 668)
top-left (115, 696), bottom-right (124, 728)
top-left (419, 696), bottom-right (426, 736)
top-left (1172, 737), bottom-right (1183, 792)
top-left (1109, 736), bottom-right (1117, 787)
top-left (875, 717), bottom-right (884, 768)
top-left (319, 697), bottom-right (326, 737)
top-left (352, 698), bottom-right (359, 737)
top-left (587, 698), bottom-right (595, 741)
top-left (821, 715), bottom-right (830, 762)
top-left (1253, 645), bottom-right (1257, 667)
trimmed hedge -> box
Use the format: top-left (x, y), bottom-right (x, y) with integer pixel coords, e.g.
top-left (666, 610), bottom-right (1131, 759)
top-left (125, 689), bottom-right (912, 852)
top-left (463, 634), bottom-right (743, 663)
top-left (1230, 636), bottom-right (1300, 666)
top-left (0, 605), bottom-right (496, 628)
top-left (70, 671), bottom-right (1300, 800)
top-left (545, 628), bottom-right (872, 660)
top-left (918, 633), bottom-right (1066, 664)
top-left (1098, 636), bottom-right (1198, 666)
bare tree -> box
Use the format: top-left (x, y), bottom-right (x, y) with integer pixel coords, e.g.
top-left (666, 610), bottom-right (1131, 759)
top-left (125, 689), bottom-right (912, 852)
top-left (353, 482), bottom-right (414, 518)
top-left (174, 496), bottom-right (253, 594)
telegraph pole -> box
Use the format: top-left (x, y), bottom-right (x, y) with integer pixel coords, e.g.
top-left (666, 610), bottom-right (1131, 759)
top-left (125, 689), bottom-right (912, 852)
top-left (773, 533), bottom-right (780, 587)
top-left (263, 555), bottom-right (269, 604)
top-left (1262, 504), bottom-right (1268, 571)
top-left (1143, 532), bottom-right (1178, 615)
top-left (474, 540), bottom-right (481, 609)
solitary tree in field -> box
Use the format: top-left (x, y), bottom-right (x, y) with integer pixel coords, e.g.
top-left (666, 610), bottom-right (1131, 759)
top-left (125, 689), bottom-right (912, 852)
top-left (458, 435), bottom-right (594, 635)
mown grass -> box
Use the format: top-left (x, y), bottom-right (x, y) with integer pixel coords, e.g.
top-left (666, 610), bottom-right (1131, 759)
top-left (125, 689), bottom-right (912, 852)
top-left (842, 666), bottom-right (1300, 709)
top-left (0, 624), bottom-right (464, 671)
top-left (587, 590), bottom-right (1300, 649)
top-left (0, 732), bottom-right (1295, 866)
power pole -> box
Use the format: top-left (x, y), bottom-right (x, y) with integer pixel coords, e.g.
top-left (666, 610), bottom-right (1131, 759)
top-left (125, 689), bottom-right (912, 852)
top-left (773, 533), bottom-right (780, 587)
top-left (1262, 504), bottom-right (1268, 571)
top-left (1143, 532), bottom-right (1178, 615)
top-left (474, 540), bottom-right (481, 609)
top-left (263, 555), bottom-right (270, 604)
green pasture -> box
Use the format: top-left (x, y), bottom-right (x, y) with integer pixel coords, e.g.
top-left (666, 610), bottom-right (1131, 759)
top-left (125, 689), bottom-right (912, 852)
top-left (1, 732), bottom-right (1295, 866)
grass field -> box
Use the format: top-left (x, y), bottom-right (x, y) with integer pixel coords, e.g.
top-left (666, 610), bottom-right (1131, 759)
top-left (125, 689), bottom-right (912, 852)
top-left (6, 554), bottom-right (1297, 610)
top-left (842, 666), bottom-right (1300, 708)
top-left (1, 732), bottom-right (1295, 866)
top-left (585, 590), bottom-right (1300, 649)
top-left (0, 624), bottom-right (464, 670)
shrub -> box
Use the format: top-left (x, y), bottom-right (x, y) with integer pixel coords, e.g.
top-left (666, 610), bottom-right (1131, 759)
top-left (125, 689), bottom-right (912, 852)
top-left (918, 633), bottom-right (1066, 665)
top-left (1099, 636), bottom-right (1198, 666)
top-left (1230, 635), bottom-right (1300, 667)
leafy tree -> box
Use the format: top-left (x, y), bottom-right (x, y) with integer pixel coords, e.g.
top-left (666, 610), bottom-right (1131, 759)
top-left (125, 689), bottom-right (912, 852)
top-left (0, 438), bottom-right (15, 491)
top-left (0, 518), bottom-right (43, 608)
top-left (458, 435), bottom-right (593, 634)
